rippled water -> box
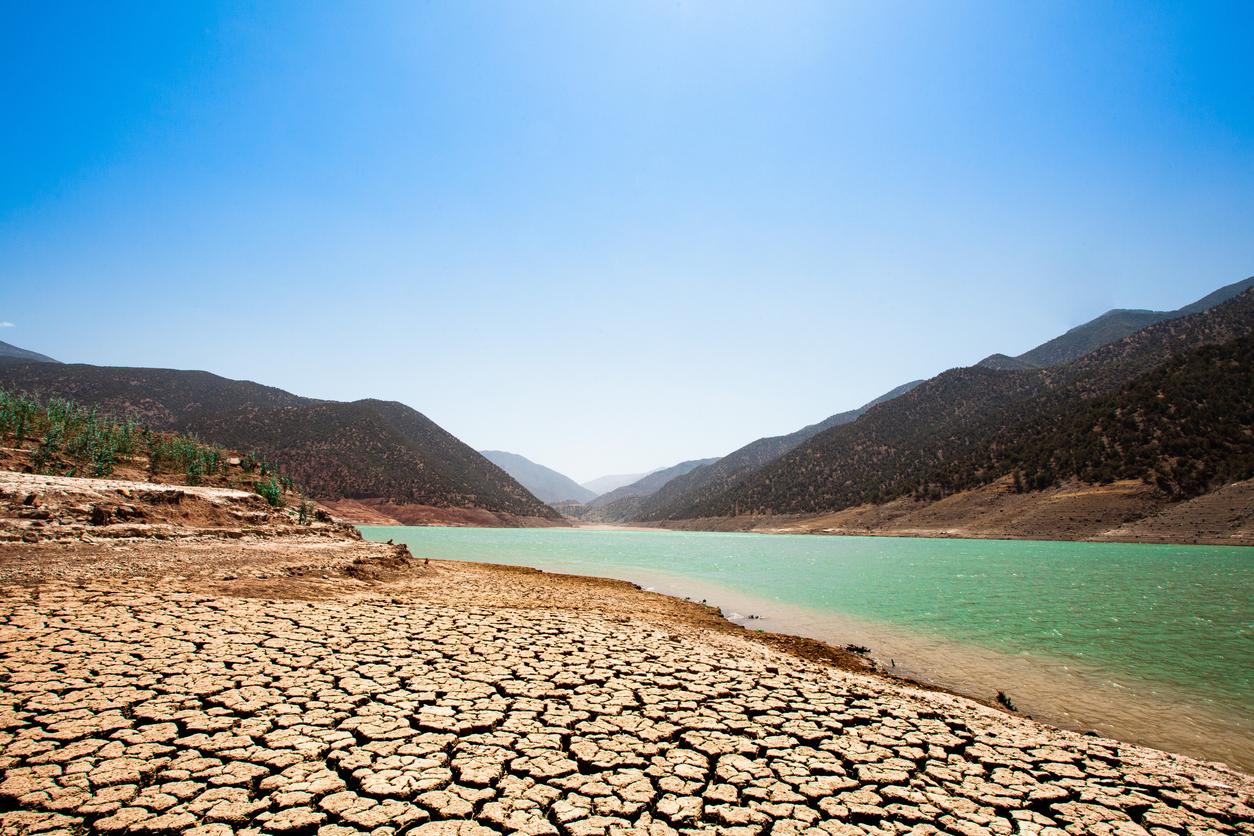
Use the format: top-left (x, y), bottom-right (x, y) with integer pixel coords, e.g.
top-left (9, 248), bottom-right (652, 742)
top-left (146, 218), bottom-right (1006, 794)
top-left (359, 525), bottom-right (1254, 772)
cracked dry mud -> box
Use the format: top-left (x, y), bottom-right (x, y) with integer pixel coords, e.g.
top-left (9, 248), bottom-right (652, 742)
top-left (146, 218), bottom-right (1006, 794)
top-left (1, 537), bottom-right (1251, 836)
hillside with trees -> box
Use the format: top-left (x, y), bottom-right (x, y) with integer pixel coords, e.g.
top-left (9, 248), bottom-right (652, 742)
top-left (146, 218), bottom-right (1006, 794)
top-left (581, 379), bottom-right (925, 524)
top-left (0, 362), bottom-right (557, 521)
top-left (643, 287), bottom-right (1254, 520)
top-left (912, 331), bottom-right (1254, 499)
top-left (977, 275), bottom-right (1254, 370)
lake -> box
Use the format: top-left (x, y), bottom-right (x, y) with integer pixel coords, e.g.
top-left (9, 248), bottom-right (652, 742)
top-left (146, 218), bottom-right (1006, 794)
top-left (358, 525), bottom-right (1253, 772)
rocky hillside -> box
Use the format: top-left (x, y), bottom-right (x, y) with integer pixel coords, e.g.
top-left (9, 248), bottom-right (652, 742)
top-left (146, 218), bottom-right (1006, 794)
top-left (599, 379), bottom-right (923, 524)
top-left (0, 362), bottom-right (559, 523)
top-left (644, 287), bottom-right (1254, 521)
top-left (586, 457), bottom-right (721, 509)
top-left (914, 330), bottom-right (1254, 498)
top-left (978, 275), bottom-right (1254, 370)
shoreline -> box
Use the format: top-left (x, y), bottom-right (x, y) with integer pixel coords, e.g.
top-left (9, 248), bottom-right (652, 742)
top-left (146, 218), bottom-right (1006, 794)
top-left (359, 523), bottom-right (1254, 775)
top-left (1, 532), bottom-right (1252, 835)
top-left (1, 467), bottom-right (1251, 834)
top-left (607, 476), bottom-right (1254, 548)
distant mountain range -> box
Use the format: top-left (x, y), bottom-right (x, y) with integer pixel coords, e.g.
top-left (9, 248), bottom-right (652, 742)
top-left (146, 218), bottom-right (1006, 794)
top-left (0, 362), bottom-right (559, 524)
top-left (581, 380), bottom-right (926, 523)
top-left (0, 340), bottom-right (59, 364)
top-left (479, 450), bottom-right (598, 504)
top-left (5, 275), bottom-right (1251, 540)
top-left (580, 470), bottom-right (661, 495)
top-left (587, 458), bottom-right (721, 509)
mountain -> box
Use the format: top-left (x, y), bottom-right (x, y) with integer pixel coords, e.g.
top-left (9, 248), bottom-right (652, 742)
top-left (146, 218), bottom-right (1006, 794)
top-left (978, 275), bottom-right (1254, 370)
top-left (600, 379), bottom-right (924, 524)
top-left (0, 361), bottom-right (558, 523)
top-left (0, 363), bottom-right (311, 425)
top-left (0, 340), bottom-right (60, 363)
top-left (648, 285), bottom-right (1254, 521)
top-left (916, 330), bottom-right (1254, 498)
top-left (587, 457), bottom-right (721, 508)
top-left (479, 450), bottom-right (598, 504)
top-left (580, 470), bottom-right (660, 495)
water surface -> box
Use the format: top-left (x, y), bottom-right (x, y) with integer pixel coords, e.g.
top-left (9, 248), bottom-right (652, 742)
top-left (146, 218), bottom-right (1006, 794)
top-left (360, 525), bottom-right (1253, 772)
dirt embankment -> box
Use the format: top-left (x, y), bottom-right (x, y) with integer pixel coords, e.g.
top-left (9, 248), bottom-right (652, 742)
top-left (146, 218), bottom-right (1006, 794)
top-left (650, 476), bottom-right (1254, 546)
top-left (319, 496), bottom-right (569, 529)
top-left (0, 471), bottom-right (358, 545)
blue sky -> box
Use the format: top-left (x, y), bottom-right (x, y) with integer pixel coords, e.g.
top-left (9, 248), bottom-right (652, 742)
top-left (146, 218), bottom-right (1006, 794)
top-left (3, 1), bottom-right (1252, 483)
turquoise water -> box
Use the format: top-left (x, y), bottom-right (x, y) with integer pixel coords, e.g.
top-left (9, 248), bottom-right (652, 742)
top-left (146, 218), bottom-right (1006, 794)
top-left (359, 526), bottom-right (1254, 770)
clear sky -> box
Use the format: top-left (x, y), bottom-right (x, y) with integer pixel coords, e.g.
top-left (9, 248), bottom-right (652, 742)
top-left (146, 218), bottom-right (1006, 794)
top-left (3, 1), bottom-right (1252, 483)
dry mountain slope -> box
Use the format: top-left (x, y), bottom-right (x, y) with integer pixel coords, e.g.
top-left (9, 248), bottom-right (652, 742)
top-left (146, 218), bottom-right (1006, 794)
top-left (0, 362), bottom-right (311, 425)
top-left (653, 286), bottom-right (1254, 522)
top-left (915, 330), bottom-right (1254, 497)
top-left (978, 274), bottom-right (1254, 370)
top-left (0, 362), bottom-right (558, 523)
top-left (598, 379), bottom-right (924, 524)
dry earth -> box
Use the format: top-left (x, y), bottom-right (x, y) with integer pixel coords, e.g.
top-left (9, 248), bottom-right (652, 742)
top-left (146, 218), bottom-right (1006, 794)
top-left (651, 478), bottom-right (1254, 547)
top-left (0, 477), bottom-right (1251, 836)
top-left (315, 500), bottom-right (565, 531)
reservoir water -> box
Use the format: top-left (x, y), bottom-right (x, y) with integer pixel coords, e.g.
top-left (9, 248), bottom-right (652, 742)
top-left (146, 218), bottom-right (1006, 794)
top-left (359, 525), bottom-right (1254, 773)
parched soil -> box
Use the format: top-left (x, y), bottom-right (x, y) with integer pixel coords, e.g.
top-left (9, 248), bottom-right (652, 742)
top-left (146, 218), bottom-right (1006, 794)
top-left (0, 471), bottom-right (356, 547)
top-left (0, 477), bottom-right (1252, 836)
top-left (319, 497), bottom-right (568, 530)
top-left (652, 477), bottom-right (1254, 547)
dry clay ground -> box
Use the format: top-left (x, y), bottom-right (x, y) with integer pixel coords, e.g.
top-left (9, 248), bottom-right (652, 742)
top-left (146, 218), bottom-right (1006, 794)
top-left (1, 533), bottom-right (1253, 836)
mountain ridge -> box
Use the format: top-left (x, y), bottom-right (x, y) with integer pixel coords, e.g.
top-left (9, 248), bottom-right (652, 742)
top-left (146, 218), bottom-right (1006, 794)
top-left (0, 361), bottom-right (558, 523)
top-left (586, 457), bottom-right (722, 509)
top-left (649, 285), bottom-right (1254, 521)
top-left (978, 275), bottom-right (1254, 370)
top-left (0, 340), bottom-right (60, 364)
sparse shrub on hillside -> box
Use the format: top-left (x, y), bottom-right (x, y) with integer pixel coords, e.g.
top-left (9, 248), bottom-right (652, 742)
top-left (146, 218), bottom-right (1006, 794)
top-left (0, 389), bottom-right (269, 490)
top-left (255, 478), bottom-right (285, 508)
top-left (909, 333), bottom-right (1254, 499)
top-left (1, 391), bottom-right (144, 478)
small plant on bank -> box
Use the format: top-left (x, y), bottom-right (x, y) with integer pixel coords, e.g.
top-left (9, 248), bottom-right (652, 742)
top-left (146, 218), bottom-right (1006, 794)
top-left (255, 478), bottom-right (285, 508)
top-left (996, 690), bottom-right (1016, 711)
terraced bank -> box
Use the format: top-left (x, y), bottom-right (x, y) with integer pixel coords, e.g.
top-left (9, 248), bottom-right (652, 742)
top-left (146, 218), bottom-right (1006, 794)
top-left (0, 535), bottom-right (1250, 836)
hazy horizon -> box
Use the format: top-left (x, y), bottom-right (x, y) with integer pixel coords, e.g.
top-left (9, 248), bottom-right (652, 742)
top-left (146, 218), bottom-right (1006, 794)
top-left (3, 2), bottom-right (1252, 483)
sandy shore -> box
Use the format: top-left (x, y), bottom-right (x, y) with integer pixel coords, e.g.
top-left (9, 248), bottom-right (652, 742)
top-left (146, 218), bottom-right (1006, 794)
top-left (1, 531), bottom-right (1251, 836)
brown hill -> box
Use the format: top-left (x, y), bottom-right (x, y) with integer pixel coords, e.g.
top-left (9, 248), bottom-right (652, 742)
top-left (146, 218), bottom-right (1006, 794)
top-left (0, 362), bottom-right (559, 524)
top-left (644, 287), bottom-right (1254, 522)
top-left (586, 379), bottom-right (923, 524)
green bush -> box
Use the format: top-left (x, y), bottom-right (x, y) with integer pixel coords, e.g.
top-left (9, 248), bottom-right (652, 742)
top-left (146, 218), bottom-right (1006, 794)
top-left (255, 478), bottom-right (285, 508)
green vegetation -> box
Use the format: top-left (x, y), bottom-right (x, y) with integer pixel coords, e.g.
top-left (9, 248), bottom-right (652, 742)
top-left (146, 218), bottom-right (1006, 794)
top-left (0, 389), bottom-right (227, 481)
top-left (0, 362), bottom-right (559, 519)
top-left (147, 431), bottom-right (225, 484)
top-left (254, 478), bottom-right (285, 508)
top-left (2, 393), bottom-right (140, 477)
